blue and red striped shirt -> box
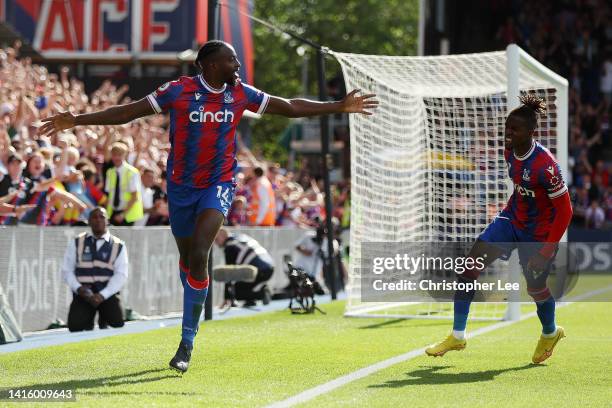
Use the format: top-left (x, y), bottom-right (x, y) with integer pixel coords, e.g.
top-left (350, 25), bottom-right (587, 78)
top-left (500, 141), bottom-right (568, 241)
top-left (147, 75), bottom-right (269, 188)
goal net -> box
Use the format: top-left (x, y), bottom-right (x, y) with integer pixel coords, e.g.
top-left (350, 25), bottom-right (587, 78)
top-left (333, 45), bottom-right (568, 320)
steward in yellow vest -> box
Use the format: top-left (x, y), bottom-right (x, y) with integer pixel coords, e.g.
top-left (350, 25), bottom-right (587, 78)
top-left (105, 142), bottom-right (143, 225)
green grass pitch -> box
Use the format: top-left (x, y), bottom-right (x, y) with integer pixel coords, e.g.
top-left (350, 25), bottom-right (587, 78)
top-left (1, 288), bottom-right (610, 407)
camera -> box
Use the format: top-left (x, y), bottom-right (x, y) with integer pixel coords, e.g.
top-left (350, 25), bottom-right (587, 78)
top-left (286, 262), bottom-right (325, 314)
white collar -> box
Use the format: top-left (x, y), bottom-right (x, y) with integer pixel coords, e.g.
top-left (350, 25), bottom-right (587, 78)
top-left (513, 141), bottom-right (536, 161)
top-left (89, 231), bottom-right (111, 242)
top-left (199, 74), bottom-right (226, 94)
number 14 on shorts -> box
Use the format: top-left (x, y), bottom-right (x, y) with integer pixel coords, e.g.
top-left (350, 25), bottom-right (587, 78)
top-left (216, 185), bottom-right (231, 206)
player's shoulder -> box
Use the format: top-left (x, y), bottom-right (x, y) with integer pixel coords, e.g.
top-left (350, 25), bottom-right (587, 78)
top-left (231, 79), bottom-right (264, 94)
top-left (153, 76), bottom-right (197, 94)
top-left (533, 141), bottom-right (559, 167)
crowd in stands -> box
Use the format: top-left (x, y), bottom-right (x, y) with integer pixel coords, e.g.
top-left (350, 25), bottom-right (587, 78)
top-left (494, 0), bottom-right (612, 229)
top-left (0, 41), bottom-right (351, 228)
top-left (2, 0), bottom-right (611, 231)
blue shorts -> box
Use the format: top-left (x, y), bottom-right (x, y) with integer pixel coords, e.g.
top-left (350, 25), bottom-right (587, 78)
top-left (167, 180), bottom-right (235, 237)
top-left (478, 216), bottom-right (553, 285)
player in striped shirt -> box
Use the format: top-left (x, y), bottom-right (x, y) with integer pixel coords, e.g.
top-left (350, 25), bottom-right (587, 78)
top-left (425, 95), bottom-right (573, 363)
top-left (40, 40), bottom-right (378, 372)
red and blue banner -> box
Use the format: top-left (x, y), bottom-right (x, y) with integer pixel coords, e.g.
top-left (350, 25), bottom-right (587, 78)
top-left (1, 0), bottom-right (255, 83)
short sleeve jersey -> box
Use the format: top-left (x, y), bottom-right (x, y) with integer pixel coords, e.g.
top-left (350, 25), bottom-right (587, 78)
top-left (147, 75), bottom-right (269, 188)
top-left (500, 141), bottom-right (568, 240)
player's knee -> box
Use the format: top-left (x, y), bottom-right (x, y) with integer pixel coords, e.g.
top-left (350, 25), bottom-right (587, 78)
top-left (523, 267), bottom-right (549, 290)
top-left (190, 248), bottom-right (209, 266)
top-left (461, 267), bottom-right (480, 280)
top-left (188, 250), bottom-right (210, 280)
top-left (454, 275), bottom-right (477, 302)
top-left (527, 286), bottom-right (552, 302)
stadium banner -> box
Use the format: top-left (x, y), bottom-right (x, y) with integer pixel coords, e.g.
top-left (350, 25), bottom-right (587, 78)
top-left (2, 0), bottom-right (255, 82)
top-left (0, 225), bottom-right (307, 332)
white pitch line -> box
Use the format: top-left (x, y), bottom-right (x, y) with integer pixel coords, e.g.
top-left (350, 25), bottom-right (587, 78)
top-left (265, 285), bottom-right (612, 408)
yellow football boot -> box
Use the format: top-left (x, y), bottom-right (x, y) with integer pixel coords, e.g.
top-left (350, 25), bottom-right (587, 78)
top-left (532, 326), bottom-right (565, 364)
top-left (425, 334), bottom-right (467, 357)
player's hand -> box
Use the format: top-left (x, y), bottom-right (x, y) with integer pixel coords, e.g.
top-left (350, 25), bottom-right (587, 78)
top-left (341, 89), bottom-right (379, 115)
top-left (39, 111), bottom-right (77, 137)
top-left (527, 253), bottom-right (549, 275)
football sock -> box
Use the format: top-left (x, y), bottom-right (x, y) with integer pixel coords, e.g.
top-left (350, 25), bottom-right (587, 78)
top-left (452, 330), bottom-right (466, 340)
top-left (536, 297), bottom-right (556, 336)
top-left (529, 287), bottom-right (556, 335)
top-left (453, 276), bottom-right (476, 333)
top-left (181, 273), bottom-right (209, 347)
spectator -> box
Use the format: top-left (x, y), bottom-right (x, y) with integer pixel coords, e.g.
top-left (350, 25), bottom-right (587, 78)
top-left (82, 167), bottom-right (107, 209)
top-left (2, 151), bottom-right (86, 225)
top-left (590, 174), bottom-right (606, 202)
top-left (592, 159), bottom-right (610, 186)
top-left (603, 186), bottom-right (612, 223)
top-left (136, 168), bottom-right (156, 226)
top-left (247, 167), bottom-right (276, 226)
top-left (147, 169), bottom-right (169, 226)
top-left (0, 131), bottom-right (13, 175)
top-left (585, 200), bottom-right (605, 229)
top-left (571, 186), bottom-right (590, 225)
top-left (227, 195), bottom-right (247, 226)
top-left (0, 154), bottom-right (23, 197)
top-left (104, 142), bottom-right (143, 226)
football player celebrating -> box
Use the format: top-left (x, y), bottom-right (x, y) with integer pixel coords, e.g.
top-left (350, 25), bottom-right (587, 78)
top-left (41, 40), bottom-right (378, 373)
top-left (425, 94), bottom-right (573, 364)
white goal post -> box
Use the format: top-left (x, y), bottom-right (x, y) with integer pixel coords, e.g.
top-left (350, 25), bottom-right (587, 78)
top-left (333, 44), bottom-right (568, 321)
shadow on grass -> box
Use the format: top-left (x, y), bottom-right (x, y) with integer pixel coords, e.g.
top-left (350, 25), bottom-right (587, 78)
top-left (14, 368), bottom-right (191, 396)
top-left (369, 364), bottom-right (544, 387)
top-left (358, 319), bottom-right (455, 330)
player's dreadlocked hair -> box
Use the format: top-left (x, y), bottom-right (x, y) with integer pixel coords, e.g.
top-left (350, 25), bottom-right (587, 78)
top-left (194, 40), bottom-right (228, 71)
top-left (510, 94), bottom-right (547, 131)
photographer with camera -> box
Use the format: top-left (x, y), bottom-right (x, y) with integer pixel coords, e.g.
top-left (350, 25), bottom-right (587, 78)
top-left (293, 217), bottom-right (343, 292)
top-left (214, 228), bottom-right (273, 307)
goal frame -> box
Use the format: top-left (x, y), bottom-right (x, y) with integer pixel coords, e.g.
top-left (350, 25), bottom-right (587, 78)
top-left (337, 44), bottom-right (569, 322)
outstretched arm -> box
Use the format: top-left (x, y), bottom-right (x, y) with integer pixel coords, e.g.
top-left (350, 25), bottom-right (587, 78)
top-left (39, 98), bottom-right (155, 137)
top-left (265, 89), bottom-right (378, 118)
